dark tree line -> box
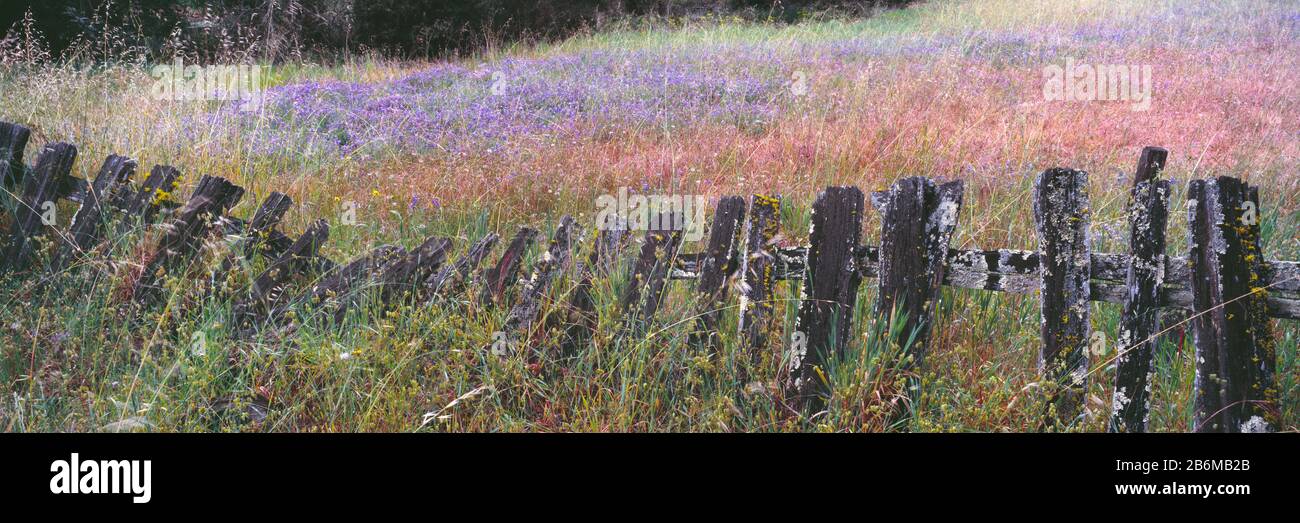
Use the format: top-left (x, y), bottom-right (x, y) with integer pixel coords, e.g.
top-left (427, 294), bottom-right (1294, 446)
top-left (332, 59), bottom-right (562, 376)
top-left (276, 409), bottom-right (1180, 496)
top-left (0, 0), bottom-right (915, 62)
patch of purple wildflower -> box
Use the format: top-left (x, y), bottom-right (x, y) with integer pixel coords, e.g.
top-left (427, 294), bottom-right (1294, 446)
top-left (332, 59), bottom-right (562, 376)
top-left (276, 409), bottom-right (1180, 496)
top-left (197, 8), bottom-right (1298, 164)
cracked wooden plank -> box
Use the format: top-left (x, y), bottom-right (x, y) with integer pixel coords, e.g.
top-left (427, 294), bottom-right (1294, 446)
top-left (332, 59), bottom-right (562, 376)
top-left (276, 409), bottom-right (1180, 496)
top-left (620, 213), bottom-right (683, 329)
top-left (501, 216), bottom-right (576, 353)
top-left (479, 227), bottom-right (537, 307)
top-left (425, 232), bottom-right (499, 299)
top-left (376, 235), bottom-right (453, 307)
top-left (300, 245), bottom-right (408, 324)
top-left (785, 186), bottom-right (863, 411)
top-left (737, 195), bottom-right (781, 365)
top-left (286, 235), bottom-right (449, 326)
top-left (559, 225), bottom-right (628, 357)
top-left (50, 154), bottom-right (137, 274)
top-left (2, 142), bottom-right (77, 272)
top-left (690, 196), bottom-right (745, 351)
top-left (233, 219), bottom-right (329, 334)
top-left (116, 165), bottom-right (181, 225)
top-left (131, 175), bottom-right (244, 306)
top-left (1188, 176), bottom-right (1276, 433)
top-left (1110, 146), bottom-right (1169, 433)
top-left (877, 177), bottom-right (963, 374)
top-left (208, 192), bottom-right (294, 296)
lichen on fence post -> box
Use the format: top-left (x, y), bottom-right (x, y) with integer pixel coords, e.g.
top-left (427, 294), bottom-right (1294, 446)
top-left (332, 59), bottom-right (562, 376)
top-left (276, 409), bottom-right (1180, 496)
top-left (1033, 168), bottom-right (1091, 428)
top-left (1187, 176), bottom-right (1277, 433)
top-left (876, 178), bottom-right (963, 368)
top-left (1109, 147), bottom-right (1169, 433)
top-left (502, 215), bottom-right (576, 353)
top-left (737, 194), bottom-right (781, 369)
top-left (876, 177), bottom-right (963, 419)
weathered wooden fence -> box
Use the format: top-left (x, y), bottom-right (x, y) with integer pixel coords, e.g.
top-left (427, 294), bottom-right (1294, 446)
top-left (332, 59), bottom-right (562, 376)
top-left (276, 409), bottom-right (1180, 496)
top-left (1, 121), bottom-right (1295, 432)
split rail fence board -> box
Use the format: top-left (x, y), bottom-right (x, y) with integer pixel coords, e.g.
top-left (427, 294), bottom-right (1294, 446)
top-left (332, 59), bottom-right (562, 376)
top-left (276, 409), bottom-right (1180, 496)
top-left (49, 154), bottom-right (137, 273)
top-left (1187, 177), bottom-right (1277, 433)
top-left (671, 249), bottom-right (1300, 320)
top-left (120, 165), bottom-right (181, 225)
top-left (736, 195), bottom-right (782, 366)
top-left (1, 118), bottom-right (1295, 432)
top-left (301, 244), bottom-right (408, 322)
top-left (690, 196), bottom-right (746, 350)
top-left (784, 186), bottom-right (865, 409)
top-left (1109, 146), bottom-right (1169, 433)
top-left (2, 142), bottom-right (77, 272)
top-left (875, 177), bottom-right (963, 371)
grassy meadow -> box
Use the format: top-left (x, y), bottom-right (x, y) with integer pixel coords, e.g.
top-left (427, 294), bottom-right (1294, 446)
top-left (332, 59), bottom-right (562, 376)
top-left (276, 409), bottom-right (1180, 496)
top-left (0, 0), bottom-right (1296, 432)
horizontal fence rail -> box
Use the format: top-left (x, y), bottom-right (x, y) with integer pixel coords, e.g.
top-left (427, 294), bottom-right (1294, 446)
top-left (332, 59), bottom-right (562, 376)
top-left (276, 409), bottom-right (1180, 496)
top-left (669, 249), bottom-right (1300, 320)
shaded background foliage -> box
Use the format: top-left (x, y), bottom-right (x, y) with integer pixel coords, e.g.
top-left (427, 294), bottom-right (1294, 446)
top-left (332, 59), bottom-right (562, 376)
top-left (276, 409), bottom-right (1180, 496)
top-left (0, 0), bottom-right (915, 62)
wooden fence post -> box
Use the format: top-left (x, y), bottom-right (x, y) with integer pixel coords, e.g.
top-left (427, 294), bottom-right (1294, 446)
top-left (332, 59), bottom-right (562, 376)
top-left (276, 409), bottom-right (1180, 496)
top-left (376, 235), bottom-right (453, 307)
top-left (785, 186), bottom-right (864, 411)
top-left (234, 219), bottom-right (330, 334)
top-left (1187, 176), bottom-right (1276, 432)
top-left (1033, 168), bottom-right (1091, 427)
top-left (690, 196), bottom-right (746, 350)
top-left (876, 177), bottom-right (963, 373)
top-left (287, 234), bottom-right (451, 326)
top-left (131, 175), bottom-right (244, 305)
top-left (502, 215), bottom-right (576, 354)
top-left (1109, 147), bottom-right (1170, 433)
top-left (479, 227), bottom-right (537, 307)
top-left (301, 244), bottom-right (407, 324)
top-left (0, 121), bottom-right (30, 189)
top-left (621, 213), bottom-right (683, 328)
top-left (560, 225), bottom-right (627, 356)
top-left (50, 155), bottom-right (137, 274)
top-left (2, 142), bottom-right (77, 272)
top-left (425, 232), bottom-right (499, 299)
top-left (737, 195), bottom-right (781, 366)
top-left (250, 191), bottom-right (294, 230)
top-left (115, 165), bottom-right (181, 226)
top-left (206, 191), bottom-right (294, 295)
